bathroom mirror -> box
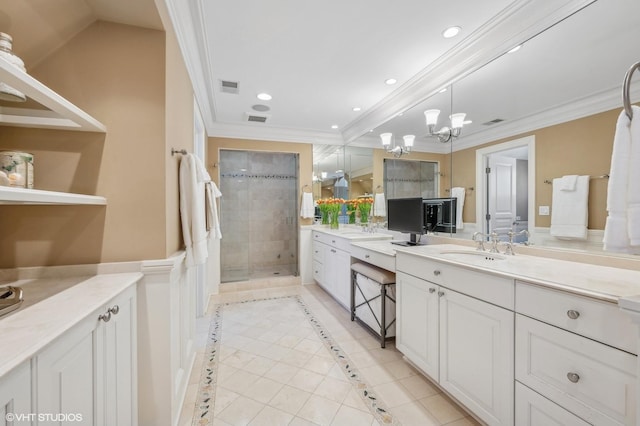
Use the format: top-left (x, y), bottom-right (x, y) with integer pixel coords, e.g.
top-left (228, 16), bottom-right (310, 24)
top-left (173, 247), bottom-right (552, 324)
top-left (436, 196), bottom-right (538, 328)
top-left (338, 0), bottom-right (640, 255)
top-left (312, 145), bottom-right (373, 200)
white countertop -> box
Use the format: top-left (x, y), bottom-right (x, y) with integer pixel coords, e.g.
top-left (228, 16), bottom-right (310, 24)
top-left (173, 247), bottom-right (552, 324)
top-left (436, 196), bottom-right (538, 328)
top-left (0, 272), bottom-right (142, 377)
top-left (351, 240), bottom-right (399, 257)
top-left (310, 225), bottom-right (393, 241)
top-left (393, 244), bottom-right (640, 303)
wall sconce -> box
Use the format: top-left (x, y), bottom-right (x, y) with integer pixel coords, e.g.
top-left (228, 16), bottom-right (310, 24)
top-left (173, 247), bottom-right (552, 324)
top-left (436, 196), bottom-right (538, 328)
top-left (424, 109), bottom-right (466, 143)
top-left (380, 133), bottom-right (414, 158)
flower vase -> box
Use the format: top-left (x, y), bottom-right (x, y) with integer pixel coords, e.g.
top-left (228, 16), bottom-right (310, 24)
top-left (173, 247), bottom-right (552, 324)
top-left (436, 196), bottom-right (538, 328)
top-left (330, 211), bottom-right (340, 229)
top-left (348, 211), bottom-right (356, 224)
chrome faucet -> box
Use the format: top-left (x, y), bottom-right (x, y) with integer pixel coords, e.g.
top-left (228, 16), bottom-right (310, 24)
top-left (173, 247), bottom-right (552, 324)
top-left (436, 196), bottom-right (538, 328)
top-left (489, 232), bottom-right (501, 253)
top-left (504, 229), bottom-right (530, 255)
top-left (472, 232), bottom-right (487, 251)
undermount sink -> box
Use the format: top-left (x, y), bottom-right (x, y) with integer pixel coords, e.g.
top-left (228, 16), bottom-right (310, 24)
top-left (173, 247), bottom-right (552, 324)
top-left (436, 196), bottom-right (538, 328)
top-left (438, 250), bottom-right (506, 261)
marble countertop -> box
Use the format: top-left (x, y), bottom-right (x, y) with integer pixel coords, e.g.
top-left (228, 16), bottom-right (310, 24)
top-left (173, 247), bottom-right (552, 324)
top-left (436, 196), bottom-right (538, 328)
top-left (0, 272), bottom-right (142, 378)
top-left (393, 244), bottom-right (640, 303)
top-left (310, 225), bottom-right (393, 241)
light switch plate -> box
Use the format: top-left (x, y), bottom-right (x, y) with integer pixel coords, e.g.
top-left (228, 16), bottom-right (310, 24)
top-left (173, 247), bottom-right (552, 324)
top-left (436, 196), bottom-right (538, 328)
top-left (539, 206), bottom-right (550, 216)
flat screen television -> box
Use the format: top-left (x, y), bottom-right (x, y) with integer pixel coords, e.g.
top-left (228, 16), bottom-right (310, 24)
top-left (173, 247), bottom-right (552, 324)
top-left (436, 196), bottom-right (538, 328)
top-left (423, 197), bottom-right (457, 233)
top-left (387, 197), bottom-right (425, 246)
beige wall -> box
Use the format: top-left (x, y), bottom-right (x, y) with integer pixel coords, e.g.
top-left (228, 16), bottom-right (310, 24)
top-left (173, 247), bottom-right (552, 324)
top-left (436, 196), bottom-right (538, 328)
top-left (450, 107), bottom-right (619, 229)
top-left (208, 137), bottom-right (314, 225)
top-left (0, 21), bottom-right (182, 268)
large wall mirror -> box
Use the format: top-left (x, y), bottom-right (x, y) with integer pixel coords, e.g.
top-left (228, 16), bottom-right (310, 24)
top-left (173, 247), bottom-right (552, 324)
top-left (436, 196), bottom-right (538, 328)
top-left (312, 0), bottom-right (640, 256)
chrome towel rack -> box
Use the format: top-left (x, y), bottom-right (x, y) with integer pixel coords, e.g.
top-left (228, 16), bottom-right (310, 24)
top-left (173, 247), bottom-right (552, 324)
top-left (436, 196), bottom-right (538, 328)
top-left (623, 61), bottom-right (640, 120)
top-left (543, 174), bottom-right (609, 185)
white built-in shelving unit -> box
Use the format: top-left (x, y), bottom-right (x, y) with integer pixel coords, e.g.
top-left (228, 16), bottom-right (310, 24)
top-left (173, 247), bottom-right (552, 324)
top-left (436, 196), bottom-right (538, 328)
top-left (0, 55), bottom-right (107, 205)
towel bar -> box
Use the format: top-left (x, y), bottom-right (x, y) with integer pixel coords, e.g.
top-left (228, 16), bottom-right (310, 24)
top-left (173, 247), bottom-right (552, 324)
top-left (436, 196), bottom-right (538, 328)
top-left (623, 61), bottom-right (640, 120)
top-left (543, 174), bottom-right (609, 184)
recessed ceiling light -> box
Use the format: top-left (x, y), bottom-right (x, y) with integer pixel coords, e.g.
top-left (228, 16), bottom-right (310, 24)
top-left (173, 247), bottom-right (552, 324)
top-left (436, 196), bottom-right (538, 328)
top-left (331, 124), bottom-right (339, 129)
top-left (385, 78), bottom-right (397, 85)
top-left (257, 93), bottom-right (272, 101)
top-left (442, 26), bottom-right (461, 38)
top-left (508, 45), bottom-right (522, 53)
top-left (352, 107), bottom-right (361, 112)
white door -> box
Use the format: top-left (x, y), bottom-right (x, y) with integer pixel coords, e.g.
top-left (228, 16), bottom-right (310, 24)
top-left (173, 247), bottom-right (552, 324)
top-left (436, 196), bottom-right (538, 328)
top-left (487, 155), bottom-right (517, 240)
top-left (439, 288), bottom-right (514, 426)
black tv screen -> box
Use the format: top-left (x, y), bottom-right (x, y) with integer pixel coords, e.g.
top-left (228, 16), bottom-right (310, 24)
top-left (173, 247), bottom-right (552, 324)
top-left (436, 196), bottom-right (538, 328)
top-left (387, 197), bottom-right (424, 242)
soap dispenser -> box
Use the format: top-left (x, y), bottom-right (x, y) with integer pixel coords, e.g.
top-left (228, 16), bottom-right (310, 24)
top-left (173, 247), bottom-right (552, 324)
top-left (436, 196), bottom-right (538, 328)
top-left (0, 32), bottom-right (27, 102)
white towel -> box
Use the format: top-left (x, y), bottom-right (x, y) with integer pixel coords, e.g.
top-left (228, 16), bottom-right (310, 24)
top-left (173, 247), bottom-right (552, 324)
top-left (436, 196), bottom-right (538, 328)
top-left (559, 175), bottom-right (578, 191)
top-left (300, 192), bottom-right (314, 218)
top-left (450, 187), bottom-right (465, 230)
top-left (604, 106), bottom-right (640, 252)
top-left (179, 154), bottom-right (209, 267)
top-left (205, 181), bottom-right (222, 239)
top-left (550, 175), bottom-right (589, 240)
top-left (373, 192), bottom-right (386, 217)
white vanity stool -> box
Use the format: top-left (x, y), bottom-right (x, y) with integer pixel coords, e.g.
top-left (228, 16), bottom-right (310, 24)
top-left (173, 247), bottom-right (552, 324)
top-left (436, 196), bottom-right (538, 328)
top-left (350, 262), bottom-right (396, 348)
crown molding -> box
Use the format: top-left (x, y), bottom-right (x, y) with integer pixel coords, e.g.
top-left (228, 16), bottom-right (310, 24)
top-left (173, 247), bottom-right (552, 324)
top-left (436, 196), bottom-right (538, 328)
top-left (451, 84), bottom-right (640, 152)
top-left (340, 0), bottom-right (596, 144)
top-left (161, 0), bottom-right (218, 133)
top-left (208, 121), bottom-right (345, 145)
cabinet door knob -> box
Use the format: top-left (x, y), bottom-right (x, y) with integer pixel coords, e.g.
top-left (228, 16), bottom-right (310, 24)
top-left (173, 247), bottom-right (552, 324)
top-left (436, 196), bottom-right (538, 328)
top-left (433, 270), bottom-right (441, 276)
top-left (567, 310), bottom-right (580, 319)
top-left (438, 291), bottom-right (445, 297)
top-left (99, 311), bottom-right (112, 323)
top-left (429, 288), bottom-right (436, 293)
top-left (109, 305), bottom-right (120, 315)
top-left (567, 372), bottom-right (580, 383)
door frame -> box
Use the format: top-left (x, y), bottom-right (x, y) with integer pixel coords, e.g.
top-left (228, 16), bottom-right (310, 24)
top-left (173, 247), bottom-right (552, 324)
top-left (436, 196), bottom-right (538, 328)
top-left (475, 135), bottom-right (536, 237)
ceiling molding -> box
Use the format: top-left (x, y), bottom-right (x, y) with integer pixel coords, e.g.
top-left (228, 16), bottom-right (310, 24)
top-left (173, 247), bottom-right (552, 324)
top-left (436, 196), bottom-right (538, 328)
top-left (208, 122), bottom-right (345, 145)
top-left (451, 84), bottom-right (640, 152)
top-left (340, 0), bottom-right (597, 144)
top-left (161, 0), bottom-right (218, 133)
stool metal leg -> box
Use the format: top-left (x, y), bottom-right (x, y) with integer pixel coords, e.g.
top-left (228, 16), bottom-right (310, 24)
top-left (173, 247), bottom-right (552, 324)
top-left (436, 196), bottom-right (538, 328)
top-left (380, 285), bottom-right (386, 348)
top-left (350, 270), bottom-right (356, 321)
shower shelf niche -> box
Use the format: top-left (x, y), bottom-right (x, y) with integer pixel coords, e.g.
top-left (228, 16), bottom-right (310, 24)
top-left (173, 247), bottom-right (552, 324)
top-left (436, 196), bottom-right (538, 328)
top-left (0, 54), bottom-right (107, 205)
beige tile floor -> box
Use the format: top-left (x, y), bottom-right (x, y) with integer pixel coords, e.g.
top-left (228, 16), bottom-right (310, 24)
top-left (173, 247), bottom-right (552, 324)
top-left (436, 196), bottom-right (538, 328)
top-left (179, 277), bottom-right (482, 426)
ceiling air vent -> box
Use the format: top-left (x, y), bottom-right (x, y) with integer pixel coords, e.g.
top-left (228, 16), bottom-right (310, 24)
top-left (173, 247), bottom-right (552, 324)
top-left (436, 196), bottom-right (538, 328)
top-left (245, 112), bottom-right (269, 123)
top-left (483, 118), bottom-right (505, 125)
top-left (220, 80), bottom-right (239, 94)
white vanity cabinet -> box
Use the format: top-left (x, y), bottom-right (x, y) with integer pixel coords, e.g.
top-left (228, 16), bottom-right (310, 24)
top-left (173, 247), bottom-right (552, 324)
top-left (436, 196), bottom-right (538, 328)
top-left (396, 255), bottom-right (514, 426)
top-left (515, 282), bottom-right (637, 426)
top-left (0, 361), bottom-right (31, 425)
top-left (312, 231), bottom-right (352, 308)
top-left (35, 285), bottom-right (137, 426)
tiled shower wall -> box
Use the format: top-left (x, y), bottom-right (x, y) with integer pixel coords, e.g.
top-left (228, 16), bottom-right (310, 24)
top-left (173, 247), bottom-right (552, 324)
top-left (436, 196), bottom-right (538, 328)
top-left (219, 150), bottom-right (298, 282)
top-left (384, 159), bottom-right (439, 199)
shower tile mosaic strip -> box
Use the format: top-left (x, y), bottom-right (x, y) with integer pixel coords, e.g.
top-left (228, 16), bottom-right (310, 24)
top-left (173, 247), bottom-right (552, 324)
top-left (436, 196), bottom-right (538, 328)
top-left (192, 295), bottom-right (399, 425)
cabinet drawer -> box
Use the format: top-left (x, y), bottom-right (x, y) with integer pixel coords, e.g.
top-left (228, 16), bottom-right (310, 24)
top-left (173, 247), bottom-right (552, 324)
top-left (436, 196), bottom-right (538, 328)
top-left (516, 382), bottom-right (589, 426)
top-left (397, 254), bottom-right (514, 309)
top-left (516, 314), bottom-right (637, 425)
top-left (312, 231), bottom-right (352, 252)
top-left (312, 242), bottom-right (325, 263)
top-left (312, 231), bottom-right (331, 245)
top-left (516, 281), bottom-right (637, 354)
top-left (350, 245), bottom-right (395, 272)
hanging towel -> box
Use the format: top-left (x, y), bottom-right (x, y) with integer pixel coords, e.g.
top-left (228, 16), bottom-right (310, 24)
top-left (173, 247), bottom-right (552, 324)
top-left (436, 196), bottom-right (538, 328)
top-left (205, 181), bottom-right (222, 239)
top-left (373, 192), bottom-right (386, 217)
top-left (450, 187), bottom-right (465, 230)
top-left (550, 175), bottom-right (589, 240)
top-left (179, 154), bottom-right (208, 267)
top-left (559, 175), bottom-right (579, 191)
top-left (604, 105), bottom-right (640, 252)
top-left (300, 192), bottom-right (315, 218)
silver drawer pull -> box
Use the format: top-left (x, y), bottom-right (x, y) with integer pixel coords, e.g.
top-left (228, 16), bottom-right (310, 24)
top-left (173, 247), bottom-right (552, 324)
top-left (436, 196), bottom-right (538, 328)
top-left (567, 372), bottom-right (580, 383)
top-left (567, 310), bottom-right (580, 319)
top-left (365, 254), bottom-right (370, 259)
top-left (331, 249), bottom-right (336, 253)
top-left (332, 240), bottom-right (336, 244)
top-left (429, 288), bottom-right (436, 293)
top-left (109, 305), bottom-right (120, 315)
top-left (99, 311), bottom-right (112, 323)
top-left (433, 270), bottom-right (441, 276)
top-left (438, 291), bottom-right (445, 297)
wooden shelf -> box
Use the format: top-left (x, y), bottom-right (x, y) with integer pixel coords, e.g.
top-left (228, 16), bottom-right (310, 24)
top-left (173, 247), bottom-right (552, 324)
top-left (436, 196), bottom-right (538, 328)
top-left (0, 56), bottom-right (106, 132)
top-left (0, 186), bottom-right (106, 205)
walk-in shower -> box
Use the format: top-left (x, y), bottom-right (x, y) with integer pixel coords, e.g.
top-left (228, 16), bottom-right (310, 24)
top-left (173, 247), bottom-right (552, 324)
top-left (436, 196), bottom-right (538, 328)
top-left (219, 150), bottom-right (299, 282)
